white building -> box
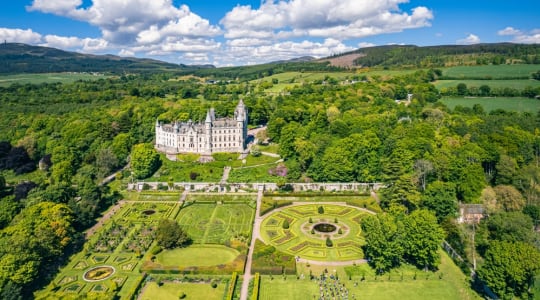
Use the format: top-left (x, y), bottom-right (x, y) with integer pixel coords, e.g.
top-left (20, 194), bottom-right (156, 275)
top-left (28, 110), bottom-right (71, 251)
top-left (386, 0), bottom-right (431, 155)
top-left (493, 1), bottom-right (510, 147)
top-left (155, 100), bottom-right (248, 155)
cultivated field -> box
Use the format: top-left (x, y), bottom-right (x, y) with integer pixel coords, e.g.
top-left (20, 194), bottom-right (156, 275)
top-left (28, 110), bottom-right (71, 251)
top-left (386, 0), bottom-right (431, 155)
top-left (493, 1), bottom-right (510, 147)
top-left (0, 72), bottom-right (108, 87)
top-left (439, 96), bottom-right (540, 113)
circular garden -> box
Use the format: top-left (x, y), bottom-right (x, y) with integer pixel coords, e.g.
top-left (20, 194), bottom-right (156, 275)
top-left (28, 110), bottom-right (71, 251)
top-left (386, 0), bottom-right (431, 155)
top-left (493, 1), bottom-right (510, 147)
top-left (260, 204), bottom-right (372, 261)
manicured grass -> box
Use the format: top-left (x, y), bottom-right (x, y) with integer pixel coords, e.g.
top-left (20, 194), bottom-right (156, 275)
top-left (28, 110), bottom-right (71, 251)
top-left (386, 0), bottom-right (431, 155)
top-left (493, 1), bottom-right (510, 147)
top-left (441, 64), bottom-right (540, 79)
top-left (439, 96), bottom-right (539, 113)
top-left (176, 203), bottom-right (254, 244)
top-left (434, 79), bottom-right (540, 89)
top-left (157, 245), bottom-right (240, 267)
top-left (259, 251), bottom-right (480, 300)
top-left (0, 72), bottom-right (108, 87)
top-left (139, 281), bottom-right (226, 300)
top-left (147, 152), bottom-right (281, 182)
top-left (258, 276), bottom-right (319, 300)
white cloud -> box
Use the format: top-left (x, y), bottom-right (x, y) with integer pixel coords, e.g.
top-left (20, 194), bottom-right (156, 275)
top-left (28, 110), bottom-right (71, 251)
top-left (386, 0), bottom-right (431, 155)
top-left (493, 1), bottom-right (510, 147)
top-left (358, 42), bottom-right (376, 48)
top-left (496, 27), bottom-right (540, 44)
top-left (221, 0), bottom-right (433, 40)
top-left (0, 28), bottom-right (42, 44)
top-left (498, 27), bottom-right (521, 36)
top-left (456, 34), bottom-right (480, 45)
top-left (41, 35), bottom-right (109, 52)
top-left (219, 38), bottom-right (355, 66)
top-left (119, 49), bottom-right (135, 57)
top-left (28, 0), bottom-right (221, 45)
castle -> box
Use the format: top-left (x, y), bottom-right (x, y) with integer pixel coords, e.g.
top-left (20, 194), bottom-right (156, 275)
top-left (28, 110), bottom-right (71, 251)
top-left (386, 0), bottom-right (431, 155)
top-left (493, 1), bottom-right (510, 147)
top-left (155, 100), bottom-right (248, 155)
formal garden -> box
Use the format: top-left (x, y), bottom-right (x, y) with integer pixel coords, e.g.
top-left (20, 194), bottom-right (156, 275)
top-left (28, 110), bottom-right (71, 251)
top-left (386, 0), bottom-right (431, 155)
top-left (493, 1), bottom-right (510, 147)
top-left (34, 195), bottom-right (255, 299)
top-left (259, 204), bottom-right (372, 261)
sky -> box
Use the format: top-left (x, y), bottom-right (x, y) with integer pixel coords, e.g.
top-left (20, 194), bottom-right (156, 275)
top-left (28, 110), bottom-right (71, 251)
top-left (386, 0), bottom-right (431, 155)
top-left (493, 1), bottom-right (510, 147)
top-left (0, 0), bottom-right (539, 66)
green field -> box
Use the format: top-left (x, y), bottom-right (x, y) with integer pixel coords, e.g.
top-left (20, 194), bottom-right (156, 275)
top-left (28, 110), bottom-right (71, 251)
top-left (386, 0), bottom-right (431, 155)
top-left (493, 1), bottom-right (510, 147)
top-left (0, 72), bottom-right (108, 87)
top-left (434, 79), bottom-right (540, 89)
top-left (441, 64), bottom-right (540, 79)
top-left (439, 96), bottom-right (539, 113)
top-left (157, 245), bottom-right (239, 267)
top-left (139, 281), bottom-right (226, 300)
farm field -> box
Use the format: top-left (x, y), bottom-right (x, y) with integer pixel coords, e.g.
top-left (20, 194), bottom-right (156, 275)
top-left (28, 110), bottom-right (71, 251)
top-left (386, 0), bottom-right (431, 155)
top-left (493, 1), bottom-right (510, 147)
top-left (439, 96), bottom-right (540, 113)
top-left (441, 64), bottom-right (540, 79)
top-left (434, 79), bottom-right (540, 90)
top-left (0, 72), bottom-right (108, 87)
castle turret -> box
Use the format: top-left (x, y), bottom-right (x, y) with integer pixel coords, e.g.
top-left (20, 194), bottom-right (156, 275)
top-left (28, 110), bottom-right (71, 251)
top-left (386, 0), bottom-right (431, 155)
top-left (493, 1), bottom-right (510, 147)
top-left (204, 110), bottom-right (212, 154)
top-left (234, 99), bottom-right (248, 151)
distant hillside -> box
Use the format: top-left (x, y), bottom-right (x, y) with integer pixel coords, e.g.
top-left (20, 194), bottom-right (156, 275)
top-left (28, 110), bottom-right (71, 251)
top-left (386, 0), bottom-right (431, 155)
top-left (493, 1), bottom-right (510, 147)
top-left (270, 56), bottom-right (316, 64)
top-left (0, 43), bottom-right (209, 74)
top-left (340, 43), bottom-right (540, 68)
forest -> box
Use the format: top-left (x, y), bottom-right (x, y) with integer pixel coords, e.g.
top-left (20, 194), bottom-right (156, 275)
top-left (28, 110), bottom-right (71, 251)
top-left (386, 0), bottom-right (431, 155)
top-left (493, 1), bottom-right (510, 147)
top-left (0, 44), bottom-right (539, 298)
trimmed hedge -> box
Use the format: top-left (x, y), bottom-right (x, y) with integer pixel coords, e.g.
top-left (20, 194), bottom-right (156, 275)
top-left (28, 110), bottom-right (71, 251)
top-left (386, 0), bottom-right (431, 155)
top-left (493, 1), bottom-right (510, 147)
top-left (225, 272), bottom-right (238, 300)
top-left (251, 273), bottom-right (260, 300)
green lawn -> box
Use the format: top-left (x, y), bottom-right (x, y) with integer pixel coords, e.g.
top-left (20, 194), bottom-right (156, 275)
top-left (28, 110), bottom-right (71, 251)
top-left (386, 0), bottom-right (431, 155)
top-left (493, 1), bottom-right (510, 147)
top-left (176, 203), bottom-right (254, 244)
top-left (139, 281), bottom-right (226, 300)
top-left (259, 251), bottom-right (480, 300)
top-left (0, 72), bottom-right (108, 87)
top-left (259, 276), bottom-right (320, 300)
top-left (157, 245), bottom-right (239, 267)
top-left (439, 96), bottom-right (539, 113)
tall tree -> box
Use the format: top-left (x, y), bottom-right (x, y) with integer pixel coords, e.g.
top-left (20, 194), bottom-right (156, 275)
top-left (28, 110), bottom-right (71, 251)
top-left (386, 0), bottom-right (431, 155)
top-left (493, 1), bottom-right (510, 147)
top-left (421, 181), bottom-right (458, 221)
top-left (155, 219), bottom-right (190, 249)
top-left (361, 214), bottom-right (404, 274)
top-left (402, 209), bottom-right (444, 270)
top-left (130, 143), bottom-right (161, 179)
top-left (477, 241), bottom-right (540, 298)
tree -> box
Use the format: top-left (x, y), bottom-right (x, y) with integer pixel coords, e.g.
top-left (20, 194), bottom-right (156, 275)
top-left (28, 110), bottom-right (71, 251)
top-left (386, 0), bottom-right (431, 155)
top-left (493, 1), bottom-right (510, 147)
top-left (493, 185), bottom-right (525, 212)
top-left (414, 159), bottom-right (434, 191)
top-left (0, 175), bottom-right (5, 191)
top-left (421, 181), bottom-right (458, 221)
top-left (456, 83), bottom-right (468, 95)
top-left (155, 219), bottom-right (190, 249)
top-left (402, 210), bottom-right (444, 270)
top-left (477, 241), bottom-right (540, 298)
top-left (361, 214), bottom-right (404, 274)
top-left (318, 206), bottom-right (324, 214)
top-left (532, 70), bottom-right (540, 80)
top-left (130, 143), bottom-right (161, 179)
top-left (325, 237), bottom-right (333, 247)
top-left (495, 155), bottom-right (518, 185)
top-left (477, 211), bottom-right (535, 247)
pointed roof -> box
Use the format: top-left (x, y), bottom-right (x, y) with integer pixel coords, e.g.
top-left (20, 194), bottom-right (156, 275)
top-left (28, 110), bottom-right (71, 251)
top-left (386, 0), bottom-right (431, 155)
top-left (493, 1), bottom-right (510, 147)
top-left (205, 110), bottom-right (212, 123)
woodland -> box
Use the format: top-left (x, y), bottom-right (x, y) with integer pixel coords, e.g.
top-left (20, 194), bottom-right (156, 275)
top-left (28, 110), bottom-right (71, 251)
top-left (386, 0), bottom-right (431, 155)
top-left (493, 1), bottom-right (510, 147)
top-left (0, 43), bottom-right (539, 299)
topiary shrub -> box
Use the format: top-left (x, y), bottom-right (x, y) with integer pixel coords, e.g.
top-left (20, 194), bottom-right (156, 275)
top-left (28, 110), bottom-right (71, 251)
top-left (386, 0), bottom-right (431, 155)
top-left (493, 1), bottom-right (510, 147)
top-left (318, 206), bottom-right (324, 214)
top-left (282, 219), bottom-right (289, 229)
top-left (325, 237), bottom-right (333, 247)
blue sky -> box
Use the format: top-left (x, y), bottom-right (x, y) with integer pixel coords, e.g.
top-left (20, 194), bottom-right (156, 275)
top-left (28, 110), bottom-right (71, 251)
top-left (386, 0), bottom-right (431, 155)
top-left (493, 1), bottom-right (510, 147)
top-left (1, 0), bottom-right (539, 66)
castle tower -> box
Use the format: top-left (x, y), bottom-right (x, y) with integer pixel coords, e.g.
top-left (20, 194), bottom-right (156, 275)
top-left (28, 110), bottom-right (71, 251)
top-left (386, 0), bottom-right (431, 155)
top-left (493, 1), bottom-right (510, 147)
top-left (234, 99), bottom-right (248, 151)
top-left (204, 110), bottom-right (212, 154)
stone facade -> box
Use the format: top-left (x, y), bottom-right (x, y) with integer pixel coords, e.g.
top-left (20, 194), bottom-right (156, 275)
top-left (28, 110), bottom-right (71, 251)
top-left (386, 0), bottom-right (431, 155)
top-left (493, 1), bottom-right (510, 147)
top-left (155, 100), bottom-right (248, 155)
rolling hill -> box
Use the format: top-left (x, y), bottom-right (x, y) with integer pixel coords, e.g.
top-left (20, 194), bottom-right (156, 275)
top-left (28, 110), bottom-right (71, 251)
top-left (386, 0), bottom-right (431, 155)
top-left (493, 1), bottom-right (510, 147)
top-left (0, 43), bottom-right (212, 74)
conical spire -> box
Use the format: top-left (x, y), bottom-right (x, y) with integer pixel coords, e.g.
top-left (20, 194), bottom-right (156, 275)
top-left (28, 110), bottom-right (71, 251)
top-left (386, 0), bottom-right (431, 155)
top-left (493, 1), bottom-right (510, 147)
top-left (205, 110), bottom-right (212, 123)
